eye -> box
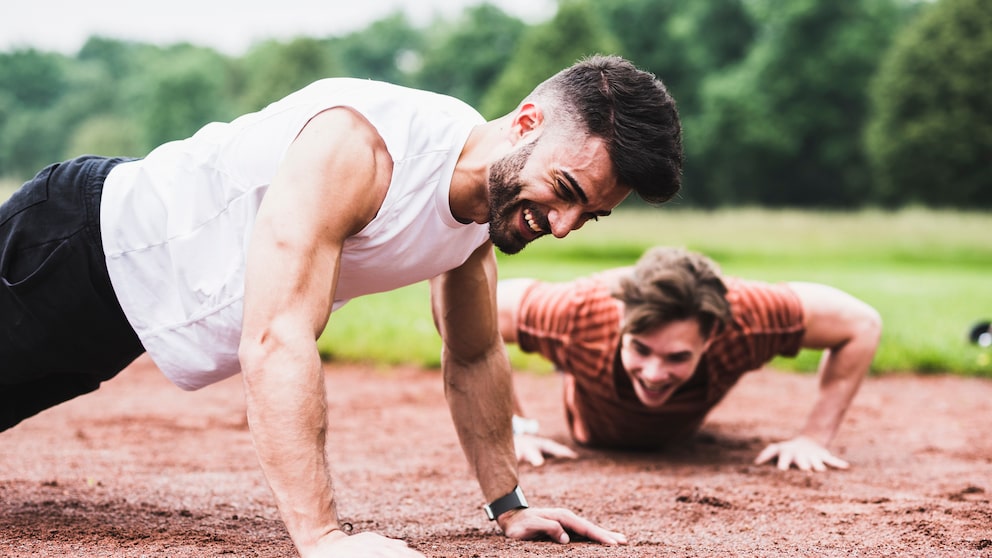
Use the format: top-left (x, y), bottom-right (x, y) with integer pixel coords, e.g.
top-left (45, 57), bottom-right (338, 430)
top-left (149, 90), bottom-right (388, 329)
top-left (668, 352), bottom-right (692, 363)
top-left (631, 340), bottom-right (651, 356)
top-left (554, 178), bottom-right (577, 202)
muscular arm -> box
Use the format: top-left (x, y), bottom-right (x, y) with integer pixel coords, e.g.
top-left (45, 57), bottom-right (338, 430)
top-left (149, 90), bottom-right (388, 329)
top-left (755, 282), bottom-right (882, 471)
top-left (495, 277), bottom-right (578, 466)
top-left (790, 282), bottom-right (882, 447)
top-left (434, 250), bottom-right (624, 545)
top-left (238, 108), bottom-right (400, 555)
top-left (434, 244), bottom-right (519, 502)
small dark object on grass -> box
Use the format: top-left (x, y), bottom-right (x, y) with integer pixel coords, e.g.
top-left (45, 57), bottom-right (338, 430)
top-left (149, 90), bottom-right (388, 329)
top-left (968, 320), bottom-right (991, 347)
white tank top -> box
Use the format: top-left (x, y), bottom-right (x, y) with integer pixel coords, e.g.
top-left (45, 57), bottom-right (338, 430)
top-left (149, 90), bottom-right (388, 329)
top-left (101, 78), bottom-right (489, 390)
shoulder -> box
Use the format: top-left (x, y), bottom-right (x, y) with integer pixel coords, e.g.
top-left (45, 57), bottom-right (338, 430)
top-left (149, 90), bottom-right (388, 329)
top-left (724, 277), bottom-right (803, 323)
top-left (273, 107), bottom-right (392, 238)
top-left (292, 107), bottom-right (392, 184)
top-left (521, 277), bottom-right (616, 317)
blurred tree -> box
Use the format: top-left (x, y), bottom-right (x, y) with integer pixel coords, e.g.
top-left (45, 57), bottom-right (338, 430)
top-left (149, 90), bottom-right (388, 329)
top-left (66, 115), bottom-right (145, 158)
top-left (414, 3), bottom-right (525, 108)
top-left (687, 0), bottom-right (908, 207)
top-left (75, 37), bottom-right (175, 144)
top-left (78, 36), bottom-right (151, 81)
top-left (0, 48), bottom-right (130, 176)
top-left (138, 44), bottom-right (235, 147)
top-left (0, 107), bottom-right (65, 179)
top-left (866, 0), bottom-right (992, 208)
top-left (0, 48), bottom-right (67, 109)
top-left (0, 49), bottom-right (70, 176)
top-left (480, 0), bottom-right (621, 119)
top-left (331, 11), bottom-right (423, 86)
top-left (594, 0), bottom-right (755, 116)
top-left (236, 37), bottom-right (341, 113)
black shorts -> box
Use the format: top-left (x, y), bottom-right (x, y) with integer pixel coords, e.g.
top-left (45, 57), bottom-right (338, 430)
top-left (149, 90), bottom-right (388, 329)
top-left (0, 155), bottom-right (145, 431)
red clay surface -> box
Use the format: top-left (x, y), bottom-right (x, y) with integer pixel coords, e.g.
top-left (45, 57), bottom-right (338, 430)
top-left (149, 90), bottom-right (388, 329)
top-left (2, 355), bottom-right (990, 557)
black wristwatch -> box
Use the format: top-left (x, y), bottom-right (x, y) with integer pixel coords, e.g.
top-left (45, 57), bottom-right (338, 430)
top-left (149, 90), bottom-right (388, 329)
top-left (483, 485), bottom-right (529, 521)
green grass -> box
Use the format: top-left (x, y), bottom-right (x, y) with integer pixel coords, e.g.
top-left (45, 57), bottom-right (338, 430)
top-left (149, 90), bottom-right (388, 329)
top-left (318, 207), bottom-right (992, 377)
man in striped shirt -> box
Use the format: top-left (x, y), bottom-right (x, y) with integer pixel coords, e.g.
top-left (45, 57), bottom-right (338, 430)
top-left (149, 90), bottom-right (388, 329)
top-left (498, 246), bottom-right (882, 472)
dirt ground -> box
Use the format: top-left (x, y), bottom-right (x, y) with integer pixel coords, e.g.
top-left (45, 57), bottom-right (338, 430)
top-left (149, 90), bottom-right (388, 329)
top-left (1, 355), bottom-right (990, 557)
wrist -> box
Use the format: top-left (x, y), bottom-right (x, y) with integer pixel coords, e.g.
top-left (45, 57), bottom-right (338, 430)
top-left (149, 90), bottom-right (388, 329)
top-left (512, 415), bottom-right (539, 436)
top-left (483, 485), bottom-right (529, 521)
top-left (296, 525), bottom-right (349, 557)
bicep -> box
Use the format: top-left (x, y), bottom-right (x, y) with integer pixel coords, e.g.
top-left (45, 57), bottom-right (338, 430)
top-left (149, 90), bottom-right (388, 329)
top-left (242, 108), bottom-right (391, 345)
top-left (788, 282), bottom-right (881, 351)
top-left (431, 242), bottom-right (500, 361)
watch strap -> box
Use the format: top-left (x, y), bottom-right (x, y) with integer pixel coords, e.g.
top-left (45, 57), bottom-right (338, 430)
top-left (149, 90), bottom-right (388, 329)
top-left (483, 485), bottom-right (528, 521)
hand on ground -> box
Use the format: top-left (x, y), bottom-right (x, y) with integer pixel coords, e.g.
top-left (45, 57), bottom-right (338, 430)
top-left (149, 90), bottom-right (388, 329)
top-left (498, 507), bottom-right (627, 546)
top-left (514, 434), bottom-right (578, 467)
top-left (754, 435), bottom-right (849, 472)
top-left (304, 530), bottom-right (425, 557)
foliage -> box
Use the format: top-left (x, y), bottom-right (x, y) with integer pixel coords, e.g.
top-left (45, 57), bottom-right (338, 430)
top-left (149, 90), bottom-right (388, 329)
top-left (0, 49), bottom-right (71, 175)
top-left (414, 4), bottom-right (525, 109)
top-left (66, 115), bottom-right (144, 157)
top-left (138, 45), bottom-right (236, 147)
top-left (236, 37), bottom-right (341, 113)
top-left (687, 0), bottom-right (908, 208)
top-left (594, 0), bottom-right (756, 117)
top-left (479, 0), bottom-right (622, 118)
top-left (319, 208), bottom-right (992, 377)
top-left (865, 0), bottom-right (992, 208)
top-left (329, 11), bottom-right (423, 87)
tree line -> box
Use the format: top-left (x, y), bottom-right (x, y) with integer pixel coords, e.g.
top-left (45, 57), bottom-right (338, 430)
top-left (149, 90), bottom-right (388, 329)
top-left (0, 0), bottom-right (988, 208)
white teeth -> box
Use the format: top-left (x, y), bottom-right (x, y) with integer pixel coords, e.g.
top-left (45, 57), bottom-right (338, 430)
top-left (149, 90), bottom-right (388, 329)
top-left (524, 208), bottom-right (542, 233)
top-left (641, 380), bottom-right (667, 392)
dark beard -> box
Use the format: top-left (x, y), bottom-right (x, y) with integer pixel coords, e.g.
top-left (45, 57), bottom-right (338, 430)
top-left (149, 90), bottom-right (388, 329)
top-left (487, 139), bottom-right (538, 255)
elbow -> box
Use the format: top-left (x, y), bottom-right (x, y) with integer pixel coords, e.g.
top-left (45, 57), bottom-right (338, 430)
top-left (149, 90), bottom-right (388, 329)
top-left (238, 332), bottom-right (267, 387)
top-left (238, 324), bottom-right (291, 386)
top-left (841, 305), bottom-right (882, 375)
top-left (860, 305), bottom-right (883, 350)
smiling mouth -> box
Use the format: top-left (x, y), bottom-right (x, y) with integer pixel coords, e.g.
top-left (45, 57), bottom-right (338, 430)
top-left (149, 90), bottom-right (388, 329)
top-left (522, 206), bottom-right (548, 237)
top-left (637, 378), bottom-right (672, 395)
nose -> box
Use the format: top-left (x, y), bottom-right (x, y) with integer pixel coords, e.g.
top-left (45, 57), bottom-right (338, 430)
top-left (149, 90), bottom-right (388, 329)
top-left (548, 208), bottom-right (586, 238)
top-left (639, 357), bottom-right (670, 383)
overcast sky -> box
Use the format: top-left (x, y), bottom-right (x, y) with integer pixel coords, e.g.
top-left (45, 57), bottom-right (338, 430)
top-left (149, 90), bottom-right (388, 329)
top-left (1, 0), bottom-right (556, 56)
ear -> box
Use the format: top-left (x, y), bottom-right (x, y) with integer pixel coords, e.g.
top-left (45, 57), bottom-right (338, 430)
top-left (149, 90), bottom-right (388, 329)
top-left (508, 102), bottom-right (545, 145)
top-left (701, 336), bottom-right (715, 353)
top-left (700, 322), bottom-right (721, 352)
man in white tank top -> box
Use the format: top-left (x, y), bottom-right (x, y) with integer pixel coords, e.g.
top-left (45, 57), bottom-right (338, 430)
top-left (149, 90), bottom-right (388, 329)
top-left (0, 55), bottom-right (683, 557)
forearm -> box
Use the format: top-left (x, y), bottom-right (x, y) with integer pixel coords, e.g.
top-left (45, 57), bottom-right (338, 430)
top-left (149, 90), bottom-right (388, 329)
top-left (787, 282), bottom-right (881, 448)
top-left (442, 342), bottom-right (519, 502)
top-left (241, 340), bottom-right (341, 552)
top-left (799, 342), bottom-right (874, 446)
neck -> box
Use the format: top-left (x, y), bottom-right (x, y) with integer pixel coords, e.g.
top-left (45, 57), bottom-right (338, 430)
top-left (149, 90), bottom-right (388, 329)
top-left (450, 115), bottom-right (513, 224)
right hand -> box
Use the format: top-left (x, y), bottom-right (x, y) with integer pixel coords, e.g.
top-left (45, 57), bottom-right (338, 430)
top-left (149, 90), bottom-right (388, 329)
top-left (303, 531), bottom-right (425, 557)
top-left (514, 434), bottom-right (578, 467)
top-left (499, 507), bottom-right (627, 546)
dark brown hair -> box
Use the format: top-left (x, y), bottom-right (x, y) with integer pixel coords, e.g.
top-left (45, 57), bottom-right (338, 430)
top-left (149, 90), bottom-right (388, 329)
top-left (614, 247), bottom-right (731, 338)
top-left (530, 55), bottom-right (683, 204)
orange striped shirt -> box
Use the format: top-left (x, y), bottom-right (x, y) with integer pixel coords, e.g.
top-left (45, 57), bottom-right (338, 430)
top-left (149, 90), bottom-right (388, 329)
top-left (516, 276), bottom-right (805, 450)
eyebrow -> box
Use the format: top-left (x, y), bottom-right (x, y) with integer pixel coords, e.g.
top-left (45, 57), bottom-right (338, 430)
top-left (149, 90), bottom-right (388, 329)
top-left (560, 170), bottom-right (614, 217)
top-left (559, 170), bottom-right (588, 204)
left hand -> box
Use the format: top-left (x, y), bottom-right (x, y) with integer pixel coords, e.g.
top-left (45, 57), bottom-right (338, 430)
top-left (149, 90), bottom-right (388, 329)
top-left (498, 507), bottom-right (627, 546)
top-left (515, 434), bottom-right (578, 467)
top-left (754, 435), bottom-right (850, 472)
